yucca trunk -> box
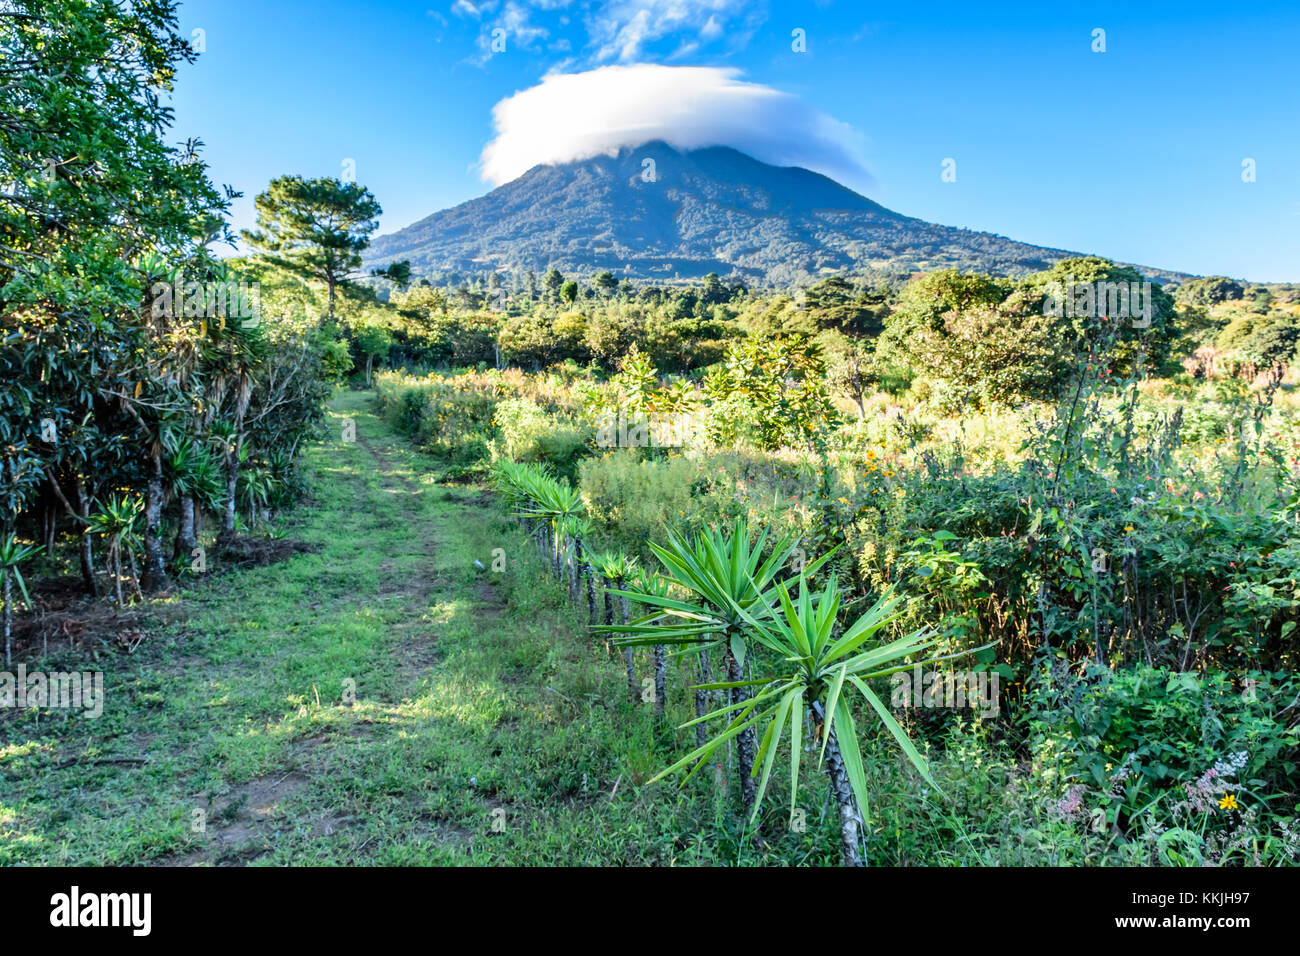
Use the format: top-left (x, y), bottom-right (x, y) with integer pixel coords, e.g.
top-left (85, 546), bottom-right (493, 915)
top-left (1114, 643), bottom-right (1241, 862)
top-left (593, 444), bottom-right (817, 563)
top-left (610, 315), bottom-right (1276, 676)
top-left (725, 645), bottom-right (758, 812)
top-left (127, 547), bottom-right (142, 601)
top-left (111, 544), bottom-right (124, 607)
top-left (585, 561), bottom-right (599, 625)
top-left (3, 569), bottom-right (12, 668)
top-left (75, 477), bottom-right (96, 597)
top-left (811, 699), bottom-right (864, 867)
top-left (617, 576), bottom-right (636, 701)
top-left (602, 575), bottom-right (614, 648)
top-left (653, 644), bottom-right (666, 718)
top-left (569, 536), bottom-right (582, 602)
top-left (173, 495), bottom-right (198, 565)
top-left (141, 447), bottom-right (169, 592)
top-left (695, 647), bottom-right (713, 748)
top-left (219, 435), bottom-right (242, 544)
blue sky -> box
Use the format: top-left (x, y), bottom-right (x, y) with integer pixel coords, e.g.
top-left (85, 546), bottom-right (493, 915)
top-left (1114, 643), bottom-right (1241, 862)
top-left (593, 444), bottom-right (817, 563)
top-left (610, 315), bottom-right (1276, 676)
top-left (171, 0), bottom-right (1300, 281)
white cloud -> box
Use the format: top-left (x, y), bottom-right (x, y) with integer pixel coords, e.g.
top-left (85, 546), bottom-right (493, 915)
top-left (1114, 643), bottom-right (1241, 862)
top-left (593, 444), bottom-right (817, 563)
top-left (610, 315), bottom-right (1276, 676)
top-left (451, 0), bottom-right (497, 18)
top-left (587, 0), bottom-right (752, 62)
top-left (478, 64), bottom-right (870, 187)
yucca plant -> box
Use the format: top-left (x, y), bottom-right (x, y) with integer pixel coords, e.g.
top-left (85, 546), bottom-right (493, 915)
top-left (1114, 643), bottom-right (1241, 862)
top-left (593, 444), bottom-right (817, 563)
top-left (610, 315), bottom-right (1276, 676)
top-left (660, 576), bottom-right (984, 866)
top-left (165, 435), bottom-right (223, 566)
top-left (559, 514), bottom-right (594, 603)
top-left (592, 550), bottom-right (639, 700)
top-left (237, 454), bottom-right (274, 528)
top-left (601, 518), bottom-right (829, 811)
top-left (490, 460), bottom-right (554, 562)
top-left (86, 494), bottom-right (144, 607)
top-left (510, 472), bottom-right (584, 584)
top-left (630, 566), bottom-right (671, 719)
top-left (0, 533), bottom-right (43, 666)
top-left (490, 459), bottom-right (553, 513)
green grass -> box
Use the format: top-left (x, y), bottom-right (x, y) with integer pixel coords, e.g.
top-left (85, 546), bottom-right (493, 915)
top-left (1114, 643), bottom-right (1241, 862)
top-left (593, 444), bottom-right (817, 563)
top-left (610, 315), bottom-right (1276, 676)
top-left (1, 389), bottom-right (862, 865)
top-left (3, 389), bottom-right (1201, 866)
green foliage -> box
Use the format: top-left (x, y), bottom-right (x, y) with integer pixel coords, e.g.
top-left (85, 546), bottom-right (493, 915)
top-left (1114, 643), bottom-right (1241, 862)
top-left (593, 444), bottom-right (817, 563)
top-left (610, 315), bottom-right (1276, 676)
top-left (704, 335), bottom-right (835, 449)
top-left (241, 175), bottom-right (384, 320)
top-left (578, 452), bottom-right (701, 556)
top-left (1027, 659), bottom-right (1299, 862)
top-left (1176, 275), bottom-right (1245, 307)
top-left (493, 398), bottom-right (589, 480)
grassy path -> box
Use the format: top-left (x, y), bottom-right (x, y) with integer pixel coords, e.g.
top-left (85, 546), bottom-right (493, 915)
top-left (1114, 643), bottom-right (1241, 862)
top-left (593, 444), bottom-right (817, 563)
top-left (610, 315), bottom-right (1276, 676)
top-left (2, 389), bottom-right (802, 865)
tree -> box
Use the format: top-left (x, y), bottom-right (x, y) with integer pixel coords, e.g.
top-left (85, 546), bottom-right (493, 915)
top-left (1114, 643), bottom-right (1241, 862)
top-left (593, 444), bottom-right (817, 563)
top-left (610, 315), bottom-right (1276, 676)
top-left (354, 322), bottom-right (394, 386)
top-left (804, 277), bottom-right (889, 337)
top-left (1, 0), bottom-right (231, 596)
top-left (705, 335), bottom-right (835, 449)
top-left (241, 176), bottom-right (383, 321)
top-left (1240, 316), bottom-right (1300, 381)
top-left (895, 288), bottom-right (1069, 408)
top-left (823, 332), bottom-right (878, 418)
top-left (543, 268), bottom-right (564, 302)
top-left (1177, 275), bottom-right (1245, 307)
top-left (1020, 257), bottom-right (1177, 375)
top-left (701, 272), bottom-right (727, 305)
top-left (878, 269), bottom-right (1008, 364)
top-left (560, 280), bottom-right (579, 304)
top-left (593, 271), bottom-right (619, 296)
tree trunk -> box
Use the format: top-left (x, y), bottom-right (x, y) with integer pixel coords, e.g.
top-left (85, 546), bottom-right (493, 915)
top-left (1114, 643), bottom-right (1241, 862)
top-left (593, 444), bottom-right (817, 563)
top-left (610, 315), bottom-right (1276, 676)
top-left (219, 435), bottom-right (242, 545)
top-left (3, 569), bottom-right (12, 668)
top-left (617, 577), bottom-right (636, 702)
top-left (569, 536), bottom-right (582, 603)
top-left (173, 495), bottom-right (198, 565)
top-left (726, 644), bottom-right (758, 812)
top-left (695, 647), bottom-right (713, 748)
top-left (585, 562), bottom-right (599, 626)
top-left (811, 700), bottom-right (864, 867)
top-left (111, 546), bottom-right (124, 607)
top-left (365, 353), bottom-right (374, 386)
top-left (74, 476), bottom-right (97, 597)
top-left (654, 644), bottom-right (667, 718)
top-left (140, 446), bottom-right (170, 592)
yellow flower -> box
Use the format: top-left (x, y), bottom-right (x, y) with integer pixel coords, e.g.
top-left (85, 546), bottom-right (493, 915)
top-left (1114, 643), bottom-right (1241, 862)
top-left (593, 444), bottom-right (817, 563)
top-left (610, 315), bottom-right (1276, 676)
top-left (1124, 525), bottom-right (1134, 532)
top-left (1219, 793), bottom-right (1239, 811)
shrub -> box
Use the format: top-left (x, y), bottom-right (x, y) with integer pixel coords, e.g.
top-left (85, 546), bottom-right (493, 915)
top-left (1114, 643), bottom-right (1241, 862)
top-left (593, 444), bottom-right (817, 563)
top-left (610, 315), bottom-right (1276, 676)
top-left (492, 398), bottom-right (590, 482)
top-left (578, 451), bottom-right (700, 556)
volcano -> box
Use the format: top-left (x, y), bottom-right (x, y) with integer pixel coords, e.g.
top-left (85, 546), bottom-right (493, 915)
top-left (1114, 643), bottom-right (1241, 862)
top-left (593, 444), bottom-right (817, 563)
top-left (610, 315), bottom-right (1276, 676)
top-left (366, 141), bottom-right (1186, 286)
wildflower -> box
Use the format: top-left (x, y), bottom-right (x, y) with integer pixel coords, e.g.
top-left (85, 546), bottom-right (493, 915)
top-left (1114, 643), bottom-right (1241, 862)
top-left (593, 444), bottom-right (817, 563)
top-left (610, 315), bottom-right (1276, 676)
top-left (1124, 525), bottom-right (1134, 532)
top-left (1219, 794), bottom-right (1239, 811)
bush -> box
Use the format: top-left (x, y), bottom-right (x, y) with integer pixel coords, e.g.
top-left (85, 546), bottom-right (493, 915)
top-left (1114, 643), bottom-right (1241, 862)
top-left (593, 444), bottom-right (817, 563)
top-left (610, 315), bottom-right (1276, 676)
top-left (492, 398), bottom-right (590, 482)
top-left (578, 451), bottom-right (700, 556)
top-left (1026, 658), bottom-right (1300, 864)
